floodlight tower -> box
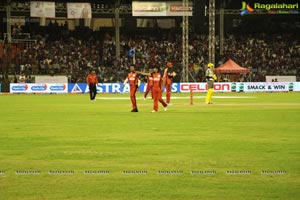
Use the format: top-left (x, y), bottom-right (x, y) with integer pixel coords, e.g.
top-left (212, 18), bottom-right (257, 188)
top-left (115, 0), bottom-right (120, 62)
top-left (208, 0), bottom-right (215, 64)
top-left (6, 0), bottom-right (11, 43)
top-left (181, 0), bottom-right (189, 82)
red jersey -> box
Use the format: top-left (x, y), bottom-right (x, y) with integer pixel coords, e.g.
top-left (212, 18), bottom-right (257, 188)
top-left (152, 72), bottom-right (163, 89)
top-left (86, 74), bottom-right (98, 85)
top-left (127, 72), bottom-right (139, 87)
top-left (146, 75), bottom-right (154, 87)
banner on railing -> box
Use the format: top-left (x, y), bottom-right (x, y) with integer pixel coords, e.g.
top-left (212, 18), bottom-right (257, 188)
top-left (30, 1), bottom-right (56, 18)
top-left (10, 83), bottom-right (68, 93)
top-left (132, 1), bottom-right (193, 16)
top-left (8, 82), bottom-right (300, 94)
top-left (233, 82), bottom-right (300, 92)
top-left (68, 82), bottom-right (232, 93)
top-left (67, 3), bottom-right (92, 19)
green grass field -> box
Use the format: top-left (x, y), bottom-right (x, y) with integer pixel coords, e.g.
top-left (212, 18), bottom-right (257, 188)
top-left (0, 92), bottom-right (300, 199)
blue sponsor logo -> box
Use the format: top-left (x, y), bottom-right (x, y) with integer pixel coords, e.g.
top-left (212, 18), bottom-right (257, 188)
top-left (68, 83), bottom-right (87, 93)
top-left (12, 85), bottom-right (27, 91)
top-left (68, 83), bottom-right (181, 93)
top-left (50, 85), bottom-right (65, 91)
top-left (31, 85), bottom-right (46, 91)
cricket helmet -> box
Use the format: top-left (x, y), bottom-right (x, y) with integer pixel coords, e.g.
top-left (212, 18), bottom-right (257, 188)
top-left (207, 63), bottom-right (214, 68)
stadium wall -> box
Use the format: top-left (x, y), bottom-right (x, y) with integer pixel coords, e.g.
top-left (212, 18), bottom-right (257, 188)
top-left (8, 82), bottom-right (300, 94)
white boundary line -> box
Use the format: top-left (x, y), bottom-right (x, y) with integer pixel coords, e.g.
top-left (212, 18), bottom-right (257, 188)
top-left (96, 96), bottom-right (256, 100)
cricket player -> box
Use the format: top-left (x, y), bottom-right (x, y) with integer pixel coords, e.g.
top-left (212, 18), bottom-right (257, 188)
top-left (123, 65), bottom-right (140, 112)
top-left (205, 63), bottom-right (217, 104)
top-left (138, 66), bottom-right (167, 113)
top-left (163, 61), bottom-right (176, 104)
top-left (86, 69), bottom-right (98, 101)
top-left (144, 68), bottom-right (154, 99)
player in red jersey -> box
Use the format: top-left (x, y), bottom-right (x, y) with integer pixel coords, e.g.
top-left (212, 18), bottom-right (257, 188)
top-left (123, 65), bottom-right (140, 112)
top-left (86, 69), bottom-right (98, 101)
top-left (144, 68), bottom-right (154, 100)
top-left (163, 62), bottom-right (176, 104)
top-left (138, 66), bottom-right (167, 113)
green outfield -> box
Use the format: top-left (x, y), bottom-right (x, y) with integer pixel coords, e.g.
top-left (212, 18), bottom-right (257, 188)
top-left (0, 92), bottom-right (299, 200)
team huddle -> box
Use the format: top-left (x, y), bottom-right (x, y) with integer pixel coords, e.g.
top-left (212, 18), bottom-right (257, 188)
top-left (123, 62), bottom-right (176, 113)
top-left (86, 62), bottom-right (217, 112)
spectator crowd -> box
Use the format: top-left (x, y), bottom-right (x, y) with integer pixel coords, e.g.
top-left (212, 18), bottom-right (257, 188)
top-left (1, 24), bottom-right (300, 83)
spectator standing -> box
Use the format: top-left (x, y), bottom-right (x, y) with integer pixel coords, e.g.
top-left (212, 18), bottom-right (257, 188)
top-left (18, 73), bottom-right (26, 83)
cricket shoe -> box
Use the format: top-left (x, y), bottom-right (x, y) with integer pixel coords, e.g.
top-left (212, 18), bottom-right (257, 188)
top-left (151, 110), bottom-right (157, 113)
top-left (164, 106), bottom-right (168, 111)
top-left (131, 108), bottom-right (138, 112)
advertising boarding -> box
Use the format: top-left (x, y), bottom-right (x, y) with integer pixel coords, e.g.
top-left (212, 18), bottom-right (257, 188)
top-left (8, 82), bottom-right (300, 94)
top-left (10, 83), bottom-right (68, 94)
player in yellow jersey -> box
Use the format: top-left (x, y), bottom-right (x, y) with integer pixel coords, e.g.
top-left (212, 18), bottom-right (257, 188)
top-left (205, 63), bottom-right (217, 104)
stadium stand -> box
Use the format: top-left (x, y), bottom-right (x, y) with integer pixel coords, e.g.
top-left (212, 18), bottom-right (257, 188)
top-left (0, 1), bottom-right (299, 84)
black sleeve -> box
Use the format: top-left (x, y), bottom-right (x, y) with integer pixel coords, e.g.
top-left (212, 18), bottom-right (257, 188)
top-left (167, 69), bottom-right (175, 78)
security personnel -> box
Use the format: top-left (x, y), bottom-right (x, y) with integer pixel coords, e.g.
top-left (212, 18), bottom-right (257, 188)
top-left (205, 63), bottom-right (217, 104)
top-left (86, 69), bottom-right (99, 101)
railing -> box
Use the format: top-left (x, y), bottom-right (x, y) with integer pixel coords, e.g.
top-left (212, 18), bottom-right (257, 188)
top-left (0, 2), bottom-right (132, 14)
top-left (4, 32), bottom-right (30, 39)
